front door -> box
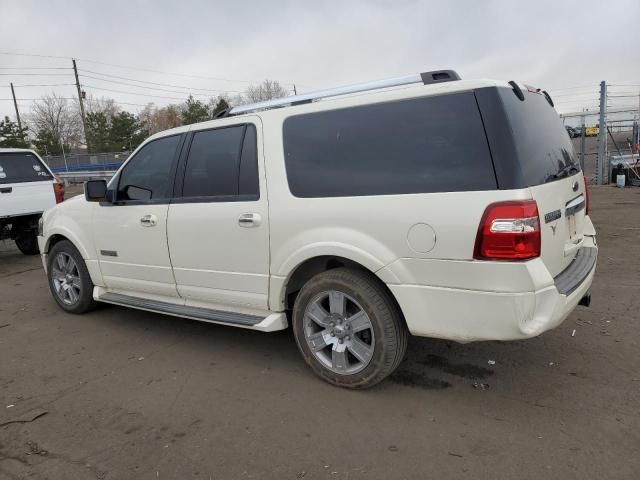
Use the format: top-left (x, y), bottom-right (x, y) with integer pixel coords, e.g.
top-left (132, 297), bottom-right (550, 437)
top-left (166, 119), bottom-right (270, 310)
top-left (93, 133), bottom-right (184, 298)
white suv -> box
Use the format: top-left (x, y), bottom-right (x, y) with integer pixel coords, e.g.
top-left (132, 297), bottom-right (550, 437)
top-left (1, 148), bottom-right (64, 254)
top-left (38, 70), bottom-right (597, 388)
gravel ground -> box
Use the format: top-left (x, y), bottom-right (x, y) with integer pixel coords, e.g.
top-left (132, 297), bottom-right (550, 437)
top-left (1, 185), bottom-right (639, 480)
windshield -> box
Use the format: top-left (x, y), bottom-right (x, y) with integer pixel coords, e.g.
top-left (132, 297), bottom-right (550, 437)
top-left (498, 88), bottom-right (580, 186)
top-left (0, 152), bottom-right (52, 184)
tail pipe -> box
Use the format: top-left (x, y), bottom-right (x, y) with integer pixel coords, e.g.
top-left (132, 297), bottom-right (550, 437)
top-left (578, 293), bottom-right (591, 307)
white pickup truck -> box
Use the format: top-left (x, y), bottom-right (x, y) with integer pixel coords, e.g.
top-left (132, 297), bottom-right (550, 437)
top-left (0, 148), bottom-right (64, 254)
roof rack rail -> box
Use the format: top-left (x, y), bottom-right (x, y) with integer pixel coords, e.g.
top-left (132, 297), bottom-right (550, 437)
top-left (228, 69), bottom-right (460, 116)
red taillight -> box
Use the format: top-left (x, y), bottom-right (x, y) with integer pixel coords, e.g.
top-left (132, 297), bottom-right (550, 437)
top-left (53, 179), bottom-right (65, 204)
top-left (474, 200), bottom-right (541, 260)
top-left (583, 175), bottom-right (590, 215)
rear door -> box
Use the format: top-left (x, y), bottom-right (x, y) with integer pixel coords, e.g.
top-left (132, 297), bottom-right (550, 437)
top-left (478, 87), bottom-right (587, 277)
top-left (0, 151), bottom-right (55, 217)
top-left (166, 119), bottom-right (270, 310)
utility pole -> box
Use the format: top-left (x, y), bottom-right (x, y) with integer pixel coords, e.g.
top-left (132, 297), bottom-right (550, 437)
top-left (293, 84), bottom-right (297, 95)
top-left (72, 59), bottom-right (89, 150)
top-left (596, 81), bottom-right (607, 184)
top-left (10, 82), bottom-right (23, 133)
top-left (60, 138), bottom-right (69, 172)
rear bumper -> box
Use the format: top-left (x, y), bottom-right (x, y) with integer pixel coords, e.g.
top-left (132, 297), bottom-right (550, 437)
top-left (385, 239), bottom-right (597, 342)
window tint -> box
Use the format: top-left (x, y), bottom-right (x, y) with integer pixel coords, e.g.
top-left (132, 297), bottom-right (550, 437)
top-left (239, 125), bottom-right (259, 197)
top-left (282, 92), bottom-right (496, 198)
top-left (498, 88), bottom-right (580, 186)
top-left (182, 125), bottom-right (253, 198)
top-left (0, 153), bottom-right (52, 184)
top-left (117, 135), bottom-right (181, 201)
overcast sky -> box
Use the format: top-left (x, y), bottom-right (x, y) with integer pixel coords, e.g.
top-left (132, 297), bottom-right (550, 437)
top-left (2, 0), bottom-right (639, 116)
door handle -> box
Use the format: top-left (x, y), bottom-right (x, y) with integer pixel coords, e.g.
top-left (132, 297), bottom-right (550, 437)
top-left (140, 214), bottom-right (157, 227)
top-left (238, 213), bottom-right (261, 227)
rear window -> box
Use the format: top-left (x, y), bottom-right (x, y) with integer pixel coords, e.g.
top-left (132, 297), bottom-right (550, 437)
top-left (0, 152), bottom-right (52, 184)
top-left (498, 88), bottom-right (580, 186)
top-left (282, 92), bottom-right (497, 198)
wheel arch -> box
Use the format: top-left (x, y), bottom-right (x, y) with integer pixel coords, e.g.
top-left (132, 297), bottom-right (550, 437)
top-left (42, 228), bottom-right (91, 259)
top-left (43, 231), bottom-right (104, 288)
top-left (279, 255), bottom-right (405, 324)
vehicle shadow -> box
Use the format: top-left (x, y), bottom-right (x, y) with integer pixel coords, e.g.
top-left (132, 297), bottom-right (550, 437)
top-left (88, 303), bottom-right (552, 394)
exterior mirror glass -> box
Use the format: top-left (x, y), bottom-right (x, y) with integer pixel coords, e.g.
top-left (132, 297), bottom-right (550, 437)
top-left (84, 180), bottom-right (107, 202)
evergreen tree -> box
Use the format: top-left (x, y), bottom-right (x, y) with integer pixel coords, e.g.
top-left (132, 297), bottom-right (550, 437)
top-left (33, 127), bottom-right (65, 155)
top-left (211, 98), bottom-right (230, 118)
top-left (0, 116), bottom-right (30, 148)
top-left (85, 111), bottom-right (111, 153)
top-left (182, 95), bottom-right (209, 125)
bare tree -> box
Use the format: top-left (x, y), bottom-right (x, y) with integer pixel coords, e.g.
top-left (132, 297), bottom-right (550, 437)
top-left (29, 93), bottom-right (83, 148)
top-left (138, 103), bottom-right (182, 135)
top-left (243, 80), bottom-right (289, 103)
top-left (83, 95), bottom-right (119, 117)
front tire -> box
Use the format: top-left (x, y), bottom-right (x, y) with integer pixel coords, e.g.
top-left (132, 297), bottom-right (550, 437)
top-left (47, 240), bottom-right (97, 314)
top-left (15, 232), bottom-right (39, 255)
top-left (292, 268), bottom-right (408, 389)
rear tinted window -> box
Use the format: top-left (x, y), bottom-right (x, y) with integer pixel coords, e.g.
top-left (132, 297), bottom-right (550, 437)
top-left (498, 89), bottom-right (580, 186)
top-left (181, 124), bottom-right (259, 200)
top-left (183, 126), bottom-right (245, 198)
top-left (282, 92), bottom-right (497, 198)
top-left (0, 152), bottom-right (52, 184)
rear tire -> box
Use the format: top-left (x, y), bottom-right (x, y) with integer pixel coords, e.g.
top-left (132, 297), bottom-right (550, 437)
top-left (47, 240), bottom-right (97, 314)
top-left (292, 268), bottom-right (408, 389)
top-left (15, 232), bottom-right (39, 255)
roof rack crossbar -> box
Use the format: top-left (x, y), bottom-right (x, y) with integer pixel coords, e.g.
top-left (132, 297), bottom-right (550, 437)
top-left (228, 69), bottom-right (460, 115)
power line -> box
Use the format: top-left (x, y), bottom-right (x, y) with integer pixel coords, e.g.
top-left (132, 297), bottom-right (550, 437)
top-left (79, 74), bottom-right (235, 97)
top-left (552, 91), bottom-right (598, 98)
top-left (0, 50), bottom-right (292, 86)
top-left (82, 84), bottom-right (191, 101)
top-left (0, 73), bottom-right (72, 76)
top-left (0, 97), bottom-right (148, 107)
top-left (79, 69), bottom-right (243, 94)
top-left (8, 83), bottom-right (76, 87)
top-left (0, 67), bottom-right (73, 70)
top-left (77, 57), bottom-right (282, 86)
top-left (547, 85), bottom-right (597, 92)
top-left (0, 97), bottom-right (76, 101)
top-left (0, 51), bottom-right (70, 60)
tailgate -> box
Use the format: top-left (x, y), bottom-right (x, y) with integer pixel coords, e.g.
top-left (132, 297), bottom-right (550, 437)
top-left (0, 151), bottom-right (56, 218)
top-left (528, 174), bottom-right (587, 276)
top-left (476, 85), bottom-right (589, 277)
top-left (0, 180), bottom-right (56, 218)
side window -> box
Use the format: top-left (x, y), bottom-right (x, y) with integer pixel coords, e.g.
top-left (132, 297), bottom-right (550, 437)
top-left (282, 92), bottom-right (497, 197)
top-left (117, 135), bottom-right (181, 201)
top-left (182, 124), bottom-right (258, 199)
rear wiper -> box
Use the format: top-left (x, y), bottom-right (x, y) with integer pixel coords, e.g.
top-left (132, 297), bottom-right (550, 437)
top-left (545, 164), bottom-right (580, 183)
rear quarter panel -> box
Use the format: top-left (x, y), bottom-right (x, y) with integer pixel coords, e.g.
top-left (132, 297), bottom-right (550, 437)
top-left (261, 113), bottom-right (532, 309)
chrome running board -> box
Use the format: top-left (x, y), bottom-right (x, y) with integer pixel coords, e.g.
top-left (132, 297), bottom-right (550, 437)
top-left (98, 292), bottom-right (263, 326)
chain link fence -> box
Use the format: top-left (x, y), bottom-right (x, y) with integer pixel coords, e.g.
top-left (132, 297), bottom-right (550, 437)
top-left (41, 151), bottom-right (129, 173)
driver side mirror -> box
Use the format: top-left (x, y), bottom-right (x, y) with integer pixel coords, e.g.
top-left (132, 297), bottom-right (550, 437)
top-left (84, 179), bottom-right (107, 202)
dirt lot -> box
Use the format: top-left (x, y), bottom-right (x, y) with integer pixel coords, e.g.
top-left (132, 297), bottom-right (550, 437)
top-left (1, 186), bottom-right (639, 480)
